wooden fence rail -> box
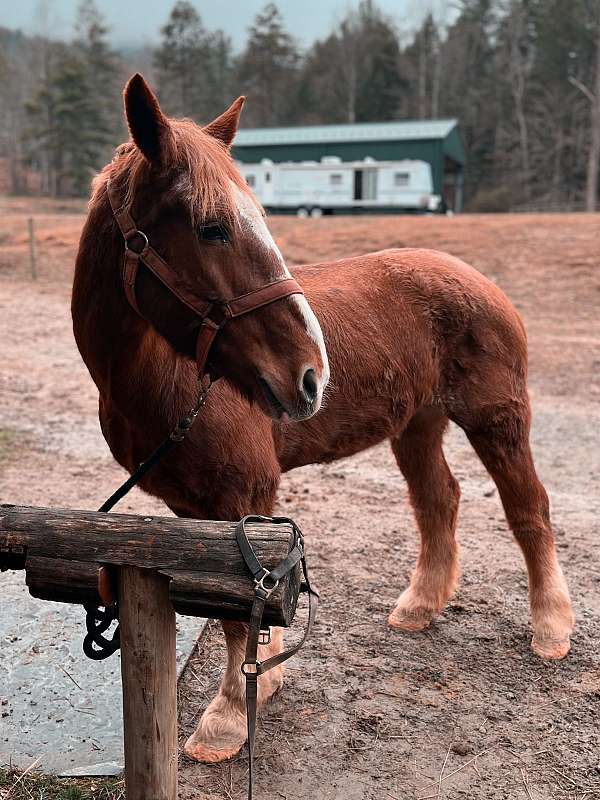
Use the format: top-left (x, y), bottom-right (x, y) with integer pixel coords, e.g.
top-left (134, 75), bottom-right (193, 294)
top-left (0, 504), bottom-right (302, 799)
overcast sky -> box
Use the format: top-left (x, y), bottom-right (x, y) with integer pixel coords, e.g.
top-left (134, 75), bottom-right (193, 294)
top-left (2, 0), bottom-right (452, 50)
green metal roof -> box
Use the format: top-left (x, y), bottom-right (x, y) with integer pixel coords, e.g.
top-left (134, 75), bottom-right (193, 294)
top-left (235, 119), bottom-right (459, 147)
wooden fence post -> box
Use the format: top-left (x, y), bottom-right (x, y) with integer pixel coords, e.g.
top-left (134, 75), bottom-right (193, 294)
top-left (27, 217), bottom-right (37, 280)
top-left (118, 566), bottom-right (178, 800)
top-left (1, 505), bottom-right (303, 798)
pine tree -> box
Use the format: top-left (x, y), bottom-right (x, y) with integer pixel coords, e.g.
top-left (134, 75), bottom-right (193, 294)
top-left (296, 1), bottom-right (403, 125)
top-left (294, 35), bottom-right (347, 124)
top-left (24, 41), bottom-right (111, 196)
top-left (206, 30), bottom-right (235, 116)
top-left (236, 3), bottom-right (300, 126)
top-left (354, 1), bottom-right (404, 121)
top-left (53, 50), bottom-right (108, 195)
top-left (154, 1), bottom-right (213, 119)
top-left (74, 0), bottom-right (121, 164)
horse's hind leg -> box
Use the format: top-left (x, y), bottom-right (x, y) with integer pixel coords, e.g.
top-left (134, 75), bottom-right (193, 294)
top-left (460, 400), bottom-right (574, 660)
top-left (388, 407), bottom-right (461, 631)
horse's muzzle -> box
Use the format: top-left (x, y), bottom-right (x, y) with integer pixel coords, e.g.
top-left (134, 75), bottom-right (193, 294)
top-left (258, 373), bottom-right (320, 422)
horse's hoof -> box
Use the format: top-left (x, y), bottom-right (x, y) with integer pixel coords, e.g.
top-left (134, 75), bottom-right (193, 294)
top-left (387, 607), bottom-right (433, 632)
top-left (183, 736), bottom-right (243, 764)
top-left (183, 697), bottom-right (247, 764)
top-left (531, 635), bottom-right (571, 660)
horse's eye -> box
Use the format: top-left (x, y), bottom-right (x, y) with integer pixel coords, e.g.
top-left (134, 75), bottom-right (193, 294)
top-left (198, 224), bottom-right (229, 244)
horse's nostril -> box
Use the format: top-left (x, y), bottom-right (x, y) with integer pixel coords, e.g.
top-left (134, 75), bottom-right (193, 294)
top-left (302, 368), bottom-right (318, 404)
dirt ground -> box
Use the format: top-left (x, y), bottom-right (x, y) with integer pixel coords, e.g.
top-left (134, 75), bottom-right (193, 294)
top-left (1, 199), bottom-right (599, 800)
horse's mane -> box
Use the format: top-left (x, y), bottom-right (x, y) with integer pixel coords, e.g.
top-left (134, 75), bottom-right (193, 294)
top-left (91, 117), bottom-right (254, 226)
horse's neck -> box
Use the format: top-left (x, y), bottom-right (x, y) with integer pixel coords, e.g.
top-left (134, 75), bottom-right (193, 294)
top-left (72, 209), bottom-right (192, 433)
top-left (95, 316), bottom-right (186, 432)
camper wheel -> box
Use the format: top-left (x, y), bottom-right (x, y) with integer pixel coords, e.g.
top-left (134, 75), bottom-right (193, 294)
top-left (296, 207), bottom-right (310, 218)
top-left (310, 207), bottom-right (323, 218)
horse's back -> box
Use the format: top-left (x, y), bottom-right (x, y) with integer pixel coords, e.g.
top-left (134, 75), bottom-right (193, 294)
top-left (295, 247), bottom-right (520, 318)
top-left (294, 246), bottom-right (525, 358)
top-left (285, 247), bottom-right (530, 455)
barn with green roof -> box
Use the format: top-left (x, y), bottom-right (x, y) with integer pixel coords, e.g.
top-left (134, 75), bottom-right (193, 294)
top-left (232, 119), bottom-right (466, 212)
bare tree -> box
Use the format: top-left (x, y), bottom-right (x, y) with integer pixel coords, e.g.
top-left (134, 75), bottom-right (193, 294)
top-left (569, 16), bottom-right (600, 211)
top-left (504, 1), bottom-right (532, 200)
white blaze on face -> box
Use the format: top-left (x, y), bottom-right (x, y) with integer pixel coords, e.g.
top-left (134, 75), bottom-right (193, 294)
top-left (233, 184), bottom-right (330, 393)
top-left (290, 295), bottom-right (330, 392)
top-left (233, 184), bottom-right (285, 272)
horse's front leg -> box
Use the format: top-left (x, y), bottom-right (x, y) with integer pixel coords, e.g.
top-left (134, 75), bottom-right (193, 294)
top-left (184, 621), bottom-right (284, 762)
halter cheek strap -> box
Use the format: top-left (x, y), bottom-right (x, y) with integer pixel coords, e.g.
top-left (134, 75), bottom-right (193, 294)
top-left (106, 179), bottom-right (304, 377)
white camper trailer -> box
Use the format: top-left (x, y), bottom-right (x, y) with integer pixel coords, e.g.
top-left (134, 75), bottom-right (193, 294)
top-left (236, 157), bottom-right (442, 216)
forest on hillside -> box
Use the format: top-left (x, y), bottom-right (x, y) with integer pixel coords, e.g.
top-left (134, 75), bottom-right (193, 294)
top-left (0, 0), bottom-right (599, 211)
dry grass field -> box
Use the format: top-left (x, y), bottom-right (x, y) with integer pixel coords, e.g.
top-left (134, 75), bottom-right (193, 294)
top-left (1, 197), bottom-right (599, 800)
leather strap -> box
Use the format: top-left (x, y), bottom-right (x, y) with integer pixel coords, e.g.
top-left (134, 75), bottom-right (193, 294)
top-left (82, 380), bottom-right (213, 661)
top-left (195, 320), bottom-right (221, 374)
top-left (107, 180), bottom-right (214, 318)
top-left (225, 278), bottom-right (303, 318)
top-left (106, 179), bottom-right (304, 378)
top-left (235, 516), bottom-right (319, 800)
top-left (122, 250), bottom-right (142, 315)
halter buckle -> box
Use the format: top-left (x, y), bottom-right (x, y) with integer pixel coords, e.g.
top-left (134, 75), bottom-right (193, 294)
top-left (241, 659), bottom-right (261, 676)
top-left (258, 628), bottom-right (272, 645)
top-left (254, 568), bottom-right (279, 599)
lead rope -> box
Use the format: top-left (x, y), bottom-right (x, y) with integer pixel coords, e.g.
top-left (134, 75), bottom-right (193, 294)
top-left (82, 377), bottom-right (212, 660)
top-left (235, 515), bottom-right (319, 800)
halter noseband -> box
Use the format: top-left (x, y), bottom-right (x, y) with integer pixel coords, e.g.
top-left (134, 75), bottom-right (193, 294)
top-left (106, 179), bottom-right (304, 377)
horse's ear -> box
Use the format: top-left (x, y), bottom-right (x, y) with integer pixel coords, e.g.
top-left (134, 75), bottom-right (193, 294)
top-left (124, 73), bottom-right (174, 166)
top-left (203, 96), bottom-right (245, 148)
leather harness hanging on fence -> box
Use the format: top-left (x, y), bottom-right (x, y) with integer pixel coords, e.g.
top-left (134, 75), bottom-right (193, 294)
top-left (82, 180), bottom-right (319, 800)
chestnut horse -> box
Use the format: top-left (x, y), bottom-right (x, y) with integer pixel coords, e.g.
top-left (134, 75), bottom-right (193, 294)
top-left (72, 74), bottom-right (574, 764)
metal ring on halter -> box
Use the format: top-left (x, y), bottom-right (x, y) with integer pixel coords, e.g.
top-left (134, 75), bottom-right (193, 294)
top-left (240, 660), bottom-right (262, 676)
top-left (254, 568), bottom-right (279, 598)
top-left (124, 230), bottom-right (148, 254)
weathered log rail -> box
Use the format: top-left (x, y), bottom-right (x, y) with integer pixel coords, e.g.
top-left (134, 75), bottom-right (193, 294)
top-left (0, 504), bottom-right (301, 625)
top-left (0, 503), bottom-right (304, 800)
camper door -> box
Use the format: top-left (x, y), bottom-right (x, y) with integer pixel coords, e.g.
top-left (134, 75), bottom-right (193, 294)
top-left (353, 168), bottom-right (378, 203)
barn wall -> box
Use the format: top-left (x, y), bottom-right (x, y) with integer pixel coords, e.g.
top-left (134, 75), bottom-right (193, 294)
top-left (442, 128), bottom-right (467, 166)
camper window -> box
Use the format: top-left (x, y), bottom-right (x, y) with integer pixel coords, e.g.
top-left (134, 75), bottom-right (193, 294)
top-left (246, 175), bottom-right (256, 187)
top-left (330, 173), bottom-right (343, 186)
top-left (394, 172), bottom-right (410, 187)
top-left (265, 172), bottom-right (271, 183)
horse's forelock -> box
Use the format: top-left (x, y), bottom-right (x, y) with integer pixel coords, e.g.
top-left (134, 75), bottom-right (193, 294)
top-left (91, 117), bottom-right (257, 227)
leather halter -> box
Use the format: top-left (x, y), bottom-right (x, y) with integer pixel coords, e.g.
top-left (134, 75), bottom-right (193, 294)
top-left (106, 179), bottom-right (304, 377)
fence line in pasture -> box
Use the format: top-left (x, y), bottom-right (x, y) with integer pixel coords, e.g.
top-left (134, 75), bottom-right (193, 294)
top-left (27, 217), bottom-right (37, 280)
top-left (510, 200), bottom-right (588, 213)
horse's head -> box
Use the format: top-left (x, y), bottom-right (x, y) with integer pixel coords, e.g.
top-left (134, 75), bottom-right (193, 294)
top-left (106, 74), bottom-right (328, 422)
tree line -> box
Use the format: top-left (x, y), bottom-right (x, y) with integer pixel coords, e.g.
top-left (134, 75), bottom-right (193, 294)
top-left (0, 0), bottom-right (599, 210)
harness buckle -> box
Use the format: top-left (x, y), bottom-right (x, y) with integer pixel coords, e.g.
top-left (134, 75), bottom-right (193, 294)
top-left (259, 627), bottom-right (272, 645)
top-left (241, 659), bottom-right (261, 676)
top-left (254, 568), bottom-right (279, 599)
